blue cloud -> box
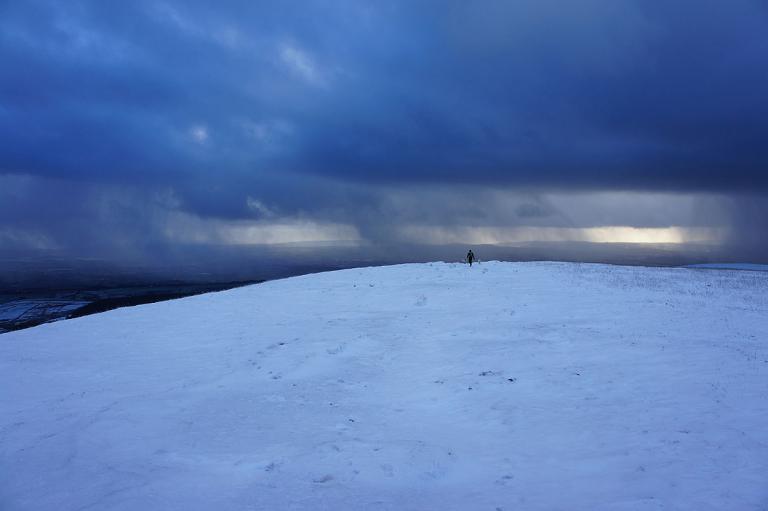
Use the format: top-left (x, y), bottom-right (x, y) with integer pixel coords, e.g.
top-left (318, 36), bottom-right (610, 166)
top-left (0, 0), bottom-right (767, 258)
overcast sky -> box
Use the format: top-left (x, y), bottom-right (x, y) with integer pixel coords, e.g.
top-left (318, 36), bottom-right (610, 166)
top-left (1, 1), bottom-right (767, 264)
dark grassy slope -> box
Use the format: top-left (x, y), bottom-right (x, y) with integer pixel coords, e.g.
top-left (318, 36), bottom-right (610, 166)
top-left (0, 281), bottom-right (260, 334)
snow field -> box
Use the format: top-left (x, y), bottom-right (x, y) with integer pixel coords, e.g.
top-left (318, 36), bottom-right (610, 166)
top-left (1, 261), bottom-right (767, 510)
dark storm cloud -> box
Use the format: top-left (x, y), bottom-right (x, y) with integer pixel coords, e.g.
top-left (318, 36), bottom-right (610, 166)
top-left (1, 0), bottom-right (767, 259)
top-left (3, 1), bottom-right (768, 191)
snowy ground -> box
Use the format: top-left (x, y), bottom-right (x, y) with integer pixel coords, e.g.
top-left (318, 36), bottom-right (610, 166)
top-left (1, 261), bottom-right (767, 511)
top-left (686, 263), bottom-right (768, 272)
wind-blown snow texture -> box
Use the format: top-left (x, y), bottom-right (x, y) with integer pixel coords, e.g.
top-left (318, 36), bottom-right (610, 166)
top-left (2, 262), bottom-right (768, 510)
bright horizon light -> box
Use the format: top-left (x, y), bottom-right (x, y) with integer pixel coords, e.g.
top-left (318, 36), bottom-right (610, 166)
top-left (398, 225), bottom-right (723, 246)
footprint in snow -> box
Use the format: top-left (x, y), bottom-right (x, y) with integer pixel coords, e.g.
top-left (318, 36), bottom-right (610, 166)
top-left (326, 343), bottom-right (346, 355)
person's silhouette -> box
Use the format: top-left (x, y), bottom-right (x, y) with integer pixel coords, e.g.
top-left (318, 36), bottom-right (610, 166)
top-left (467, 249), bottom-right (475, 266)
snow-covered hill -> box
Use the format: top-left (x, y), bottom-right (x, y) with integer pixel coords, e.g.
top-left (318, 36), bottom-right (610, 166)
top-left (2, 262), bottom-right (767, 510)
top-left (686, 263), bottom-right (768, 272)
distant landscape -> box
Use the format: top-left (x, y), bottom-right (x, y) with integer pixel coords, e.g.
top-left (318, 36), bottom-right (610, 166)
top-left (1, 240), bottom-right (763, 334)
top-left (0, 281), bottom-right (264, 334)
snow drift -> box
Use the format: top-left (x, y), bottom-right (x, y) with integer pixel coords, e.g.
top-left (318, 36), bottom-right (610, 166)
top-left (1, 262), bottom-right (767, 510)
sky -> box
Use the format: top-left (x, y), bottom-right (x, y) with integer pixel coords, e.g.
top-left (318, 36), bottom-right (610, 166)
top-left (1, 0), bottom-right (767, 270)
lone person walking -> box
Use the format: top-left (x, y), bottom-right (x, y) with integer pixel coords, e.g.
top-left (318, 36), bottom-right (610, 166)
top-left (466, 249), bottom-right (475, 267)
